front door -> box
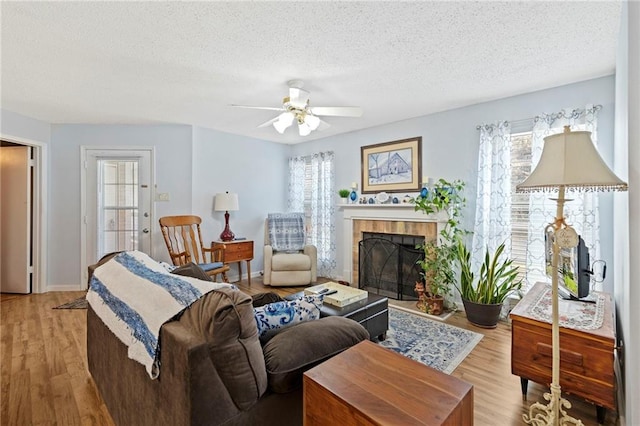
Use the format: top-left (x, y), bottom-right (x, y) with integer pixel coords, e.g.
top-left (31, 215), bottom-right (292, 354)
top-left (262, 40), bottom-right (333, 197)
top-left (82, 148), bottom-right (153, 287)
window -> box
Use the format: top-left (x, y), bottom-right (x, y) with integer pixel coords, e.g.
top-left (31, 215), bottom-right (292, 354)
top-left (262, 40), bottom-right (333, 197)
top-left (510, 132), bottom-right (533, 283)
top-left (288, 152), bottom-right (336, 277)
top-left (99, 159), bottom-right (139, 256)
top-left (300, 155), bottom-right (313, 236)
top-left (475, 107), bottom-right (600, 294)
top-left (509, 124), bottom-right (589, 289)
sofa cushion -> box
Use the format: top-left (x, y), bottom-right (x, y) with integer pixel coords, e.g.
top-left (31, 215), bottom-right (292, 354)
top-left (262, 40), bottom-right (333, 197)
top-left (178, 287), bottom-right (268, 410)
top-left (263, 316), bottom-right (370, 394)
top-left (253, 295), bottom-right (322, 338)
top-left (170, 262), bottom-right (212, 281)
top-left (271, 253), bottom-right (311, 271)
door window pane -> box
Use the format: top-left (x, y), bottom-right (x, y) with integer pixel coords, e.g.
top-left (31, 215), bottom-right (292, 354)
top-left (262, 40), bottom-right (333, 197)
top-left (98, 159), bottom-right (139, 258)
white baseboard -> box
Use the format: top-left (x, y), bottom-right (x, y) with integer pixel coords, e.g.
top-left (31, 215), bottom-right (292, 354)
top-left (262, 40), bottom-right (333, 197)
top-left (46, 284), bottom-right (83, 292)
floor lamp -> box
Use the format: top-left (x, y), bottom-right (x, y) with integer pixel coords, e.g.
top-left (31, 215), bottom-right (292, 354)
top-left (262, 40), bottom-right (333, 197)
top-left (516, 126), bottom-right (627, 425)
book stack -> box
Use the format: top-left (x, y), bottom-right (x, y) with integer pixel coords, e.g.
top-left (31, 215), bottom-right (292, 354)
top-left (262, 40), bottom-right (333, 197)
top-left (305, 282), bottom-right (368, 307)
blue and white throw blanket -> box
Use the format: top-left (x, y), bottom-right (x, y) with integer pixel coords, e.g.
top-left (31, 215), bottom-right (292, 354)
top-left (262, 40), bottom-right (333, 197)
top-left (267, 212), bottom-right (306, 252)
top-left (87, 251), bottom-right (233, 379)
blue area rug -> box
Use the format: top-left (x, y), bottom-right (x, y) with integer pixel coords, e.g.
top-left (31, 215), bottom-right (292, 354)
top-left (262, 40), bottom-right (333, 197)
top-left (379, 307), bottom-right (483, 374)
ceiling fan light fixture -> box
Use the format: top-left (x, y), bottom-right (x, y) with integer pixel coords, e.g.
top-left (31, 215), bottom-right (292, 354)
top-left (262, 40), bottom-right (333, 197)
top-left (280, 111), bottom-right (295, 125)
top-left (305, 114), bottom-right (320, 131)
top-left (298, 122), bottom-right (311, 136)
top-left (273, 112), bottom-right (294, 134)
top-left (235, 80), bottom-right (362, 136)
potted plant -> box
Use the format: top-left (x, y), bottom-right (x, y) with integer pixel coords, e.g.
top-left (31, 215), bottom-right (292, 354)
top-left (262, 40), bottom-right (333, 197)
top-left (414, 275), bottom-right (446, 315)
top-left (454, 239), bottom-right (523, 328)
top-left (412, 179), bottom-right (467, 314)
top-left (338, 189), bottom-right (350, 202)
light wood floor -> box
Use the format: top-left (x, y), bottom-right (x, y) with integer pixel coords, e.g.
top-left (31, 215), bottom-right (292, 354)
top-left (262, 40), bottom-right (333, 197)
top-left (1, 277), bottom-right (618, 426)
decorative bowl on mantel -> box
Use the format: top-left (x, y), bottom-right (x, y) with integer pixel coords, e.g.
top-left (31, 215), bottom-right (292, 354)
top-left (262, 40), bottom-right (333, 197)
top-left (376, 192), bottom-right (390, 204)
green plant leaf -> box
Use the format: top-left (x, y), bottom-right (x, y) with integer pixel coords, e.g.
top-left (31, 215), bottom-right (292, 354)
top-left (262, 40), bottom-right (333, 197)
top-left (454, 240), bottom-right (523, 304)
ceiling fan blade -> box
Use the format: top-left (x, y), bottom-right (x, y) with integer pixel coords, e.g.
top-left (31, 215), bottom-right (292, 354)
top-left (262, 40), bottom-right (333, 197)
top-left (231, 104), bottom-right (285, 112)
top-left (257, 116), bottom-right (279, 128)
top-left (309, 106), bottom-right (363, 117)
top-left (317, 119), bottom-right (331, 131)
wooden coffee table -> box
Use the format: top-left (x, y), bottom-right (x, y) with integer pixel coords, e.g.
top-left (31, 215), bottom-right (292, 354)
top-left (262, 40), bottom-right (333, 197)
top-left (303, 340), bottom-right (474, 425)
top-left (286, 291), bottom-right (388, 340)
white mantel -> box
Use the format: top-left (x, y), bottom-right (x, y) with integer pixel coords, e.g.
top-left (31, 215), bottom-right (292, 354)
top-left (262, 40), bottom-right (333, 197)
top-left (339, 203), bottom-right (446, 221)
top-left (339, 203), bottom-right (447, 285)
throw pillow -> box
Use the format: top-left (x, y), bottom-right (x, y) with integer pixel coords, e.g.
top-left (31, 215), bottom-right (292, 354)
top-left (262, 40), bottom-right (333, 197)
top-left (253, 295), bottom-right (323, 338)
top-left (251, 292), bottom-right (284, 308)
top-left (171, 262), bottom-right (212, 281)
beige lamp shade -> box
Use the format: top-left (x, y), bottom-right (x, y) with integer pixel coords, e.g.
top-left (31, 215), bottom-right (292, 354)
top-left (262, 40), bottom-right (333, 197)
top-left (516, 128), bottom-right (628, 193)
top-left (214, 192), bottom-right (239, 211)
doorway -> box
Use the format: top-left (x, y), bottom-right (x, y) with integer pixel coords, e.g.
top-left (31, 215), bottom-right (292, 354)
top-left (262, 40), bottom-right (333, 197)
top-left (0, 143), bottom-right (33, 293)
top-left (0, 136), bottom-right (46, 294)
top-left (80, 147), bottom-right (154, 288)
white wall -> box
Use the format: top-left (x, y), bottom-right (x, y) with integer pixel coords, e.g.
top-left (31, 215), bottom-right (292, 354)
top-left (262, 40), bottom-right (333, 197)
top-left (191, 126), bottom-right (290, 281)
top-left (3, 76), bottom-right (618, 292)
top-left (291, 76), bottom-right (616, 287)
top-left (23, 121), bottom-right (290, 287)
top-left (49, 124), bottom-right (194, 286)
top-left (627, 2), bottom-right (640, 422)
top-left (614, 2), bottom-right (640, 424)
top-left (1, 109), bottom-right (51, 143)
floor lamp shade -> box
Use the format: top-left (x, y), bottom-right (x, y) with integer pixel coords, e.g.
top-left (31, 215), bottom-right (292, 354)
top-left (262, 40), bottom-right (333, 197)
top-left (516, 126), bottom-right (627, 425)
top-left (517, 129), bottom-right (628, 192)
top-left (214, 192), bottom-right (239, 242)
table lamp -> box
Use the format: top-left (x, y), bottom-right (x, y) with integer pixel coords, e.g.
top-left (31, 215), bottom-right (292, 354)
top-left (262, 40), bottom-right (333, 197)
top-left (214, 192), bottom-right (239, 242)
top-left (516, 126), bottom-right (627, 425)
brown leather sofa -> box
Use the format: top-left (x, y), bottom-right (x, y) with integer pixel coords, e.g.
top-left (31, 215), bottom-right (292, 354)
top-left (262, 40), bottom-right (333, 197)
top-left (87, 279), bottom-right (369, 426)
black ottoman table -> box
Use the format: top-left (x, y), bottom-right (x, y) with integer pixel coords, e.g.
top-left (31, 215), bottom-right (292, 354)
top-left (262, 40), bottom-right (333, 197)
top-left (287, 291), bottom-right (388, 341)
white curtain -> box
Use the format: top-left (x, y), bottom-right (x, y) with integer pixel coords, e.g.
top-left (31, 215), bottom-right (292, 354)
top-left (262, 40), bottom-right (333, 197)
top-left (287, 151), bottom-right (337, 278)
top-left (524, 105), bottom-right (602, 291)
top-left (471, 121), bottom-right (512, 272)
top-left (288, 156), bottom-right (306, 212)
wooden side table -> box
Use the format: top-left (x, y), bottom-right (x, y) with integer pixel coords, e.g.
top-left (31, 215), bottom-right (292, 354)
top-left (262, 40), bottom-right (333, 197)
top-left (303, 340), bottom-right (473, 425)
top-left (213, 240), bottom-right (254, 285)
top-left (510, 282), bottom-right (615, 423)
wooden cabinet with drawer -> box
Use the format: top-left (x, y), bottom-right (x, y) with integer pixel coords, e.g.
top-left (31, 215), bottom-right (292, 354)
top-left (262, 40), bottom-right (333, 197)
top-left (510, 282), bottom-right (615, 422)
top-left (213, 240), bottom-right (254, 285)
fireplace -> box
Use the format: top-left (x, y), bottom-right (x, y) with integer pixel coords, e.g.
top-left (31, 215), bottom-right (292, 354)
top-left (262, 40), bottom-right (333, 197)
top-left (358, 232), bottom-right (424, 300)
top-left (339, 204), bottom-right (446, 287)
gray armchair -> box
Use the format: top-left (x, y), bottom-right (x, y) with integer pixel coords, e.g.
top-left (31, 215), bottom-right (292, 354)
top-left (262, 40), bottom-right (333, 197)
top-left (263, 215), bottom-right (317, 286)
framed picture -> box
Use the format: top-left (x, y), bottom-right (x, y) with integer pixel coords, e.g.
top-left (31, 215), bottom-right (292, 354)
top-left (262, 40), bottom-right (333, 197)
top-left (360, 137), bottom-right (422, 194)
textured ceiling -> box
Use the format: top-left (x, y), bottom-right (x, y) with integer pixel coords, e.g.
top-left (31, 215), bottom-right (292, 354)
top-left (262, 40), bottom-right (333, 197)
top-left (1, 1), bottom-right (622, 144)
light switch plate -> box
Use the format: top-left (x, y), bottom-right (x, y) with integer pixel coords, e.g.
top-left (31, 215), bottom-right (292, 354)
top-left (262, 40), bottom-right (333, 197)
top-left (156, 192), bottom-right (170, 201)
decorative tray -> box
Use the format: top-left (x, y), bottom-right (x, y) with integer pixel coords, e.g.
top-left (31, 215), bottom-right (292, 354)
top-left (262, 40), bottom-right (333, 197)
top-left (304, 282), bottom-right (368, 307)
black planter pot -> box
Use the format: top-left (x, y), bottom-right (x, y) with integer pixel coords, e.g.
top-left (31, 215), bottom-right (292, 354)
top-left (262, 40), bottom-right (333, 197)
top-left (462, 299), bottom-right (503, 329)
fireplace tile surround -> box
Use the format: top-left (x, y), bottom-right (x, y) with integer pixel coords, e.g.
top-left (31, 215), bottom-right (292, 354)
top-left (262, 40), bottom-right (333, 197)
top-left (339, 204), bottom-right (447, 286)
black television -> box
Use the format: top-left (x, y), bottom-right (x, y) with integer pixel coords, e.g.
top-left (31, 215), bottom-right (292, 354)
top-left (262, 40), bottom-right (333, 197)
top-left (545, 231), bottom-right (592, 301)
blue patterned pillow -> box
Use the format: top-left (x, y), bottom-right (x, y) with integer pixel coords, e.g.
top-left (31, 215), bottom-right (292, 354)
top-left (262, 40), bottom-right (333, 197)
top-left (254, 295), bottom-right (323, 338)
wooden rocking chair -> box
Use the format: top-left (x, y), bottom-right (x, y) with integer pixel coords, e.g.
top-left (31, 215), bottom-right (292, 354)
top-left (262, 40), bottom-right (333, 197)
top-left (159, 215), bottom-right (230, 282)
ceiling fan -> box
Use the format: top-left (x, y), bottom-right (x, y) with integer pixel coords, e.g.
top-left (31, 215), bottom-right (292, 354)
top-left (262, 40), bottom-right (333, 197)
top-left (232, 80), bottom-right (363, 136)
